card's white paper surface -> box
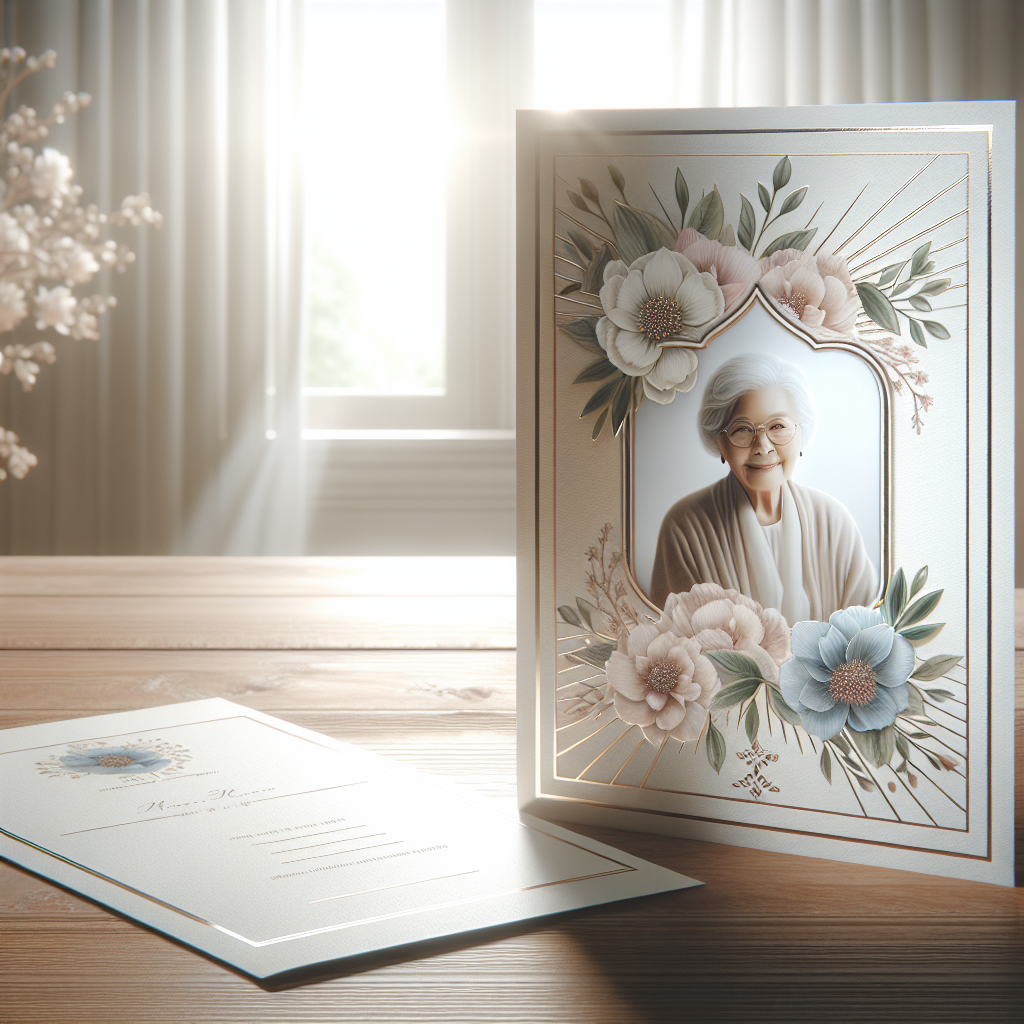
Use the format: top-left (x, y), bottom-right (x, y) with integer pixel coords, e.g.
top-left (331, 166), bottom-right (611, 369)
top-left (0, 700), bottom-right (700, 979)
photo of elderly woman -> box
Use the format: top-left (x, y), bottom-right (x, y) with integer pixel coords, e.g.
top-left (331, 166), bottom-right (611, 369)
top-left (647, 352), bottom-right (878, 622)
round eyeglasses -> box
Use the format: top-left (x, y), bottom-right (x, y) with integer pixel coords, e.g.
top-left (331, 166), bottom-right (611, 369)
top-left (720, 417), bottom-right (800, 449)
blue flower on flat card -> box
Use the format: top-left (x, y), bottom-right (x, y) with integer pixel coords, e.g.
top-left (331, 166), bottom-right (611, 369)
top-left (58, 746), bottom-right (171, 775)
top-left (779, 606), bottom-right (914, 740)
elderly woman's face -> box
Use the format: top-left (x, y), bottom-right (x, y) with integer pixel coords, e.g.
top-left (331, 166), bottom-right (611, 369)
top-left (716, 385), bottom-right (801, 496)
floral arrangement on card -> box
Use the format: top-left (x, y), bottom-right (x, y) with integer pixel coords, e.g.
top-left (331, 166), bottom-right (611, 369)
top-left (554, 156), bottom-right (966, 813)
top-left (0, 47), bottom-right (161, 481)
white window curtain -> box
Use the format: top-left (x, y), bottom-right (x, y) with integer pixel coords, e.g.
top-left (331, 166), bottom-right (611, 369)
top-left (0, 0), bottom-right (305, 555)
top-left (0, 0), bottom-right (1019, 557)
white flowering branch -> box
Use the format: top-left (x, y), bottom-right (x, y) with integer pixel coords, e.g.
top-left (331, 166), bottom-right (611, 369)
top-left (0, 46), bottom-right (162, 479)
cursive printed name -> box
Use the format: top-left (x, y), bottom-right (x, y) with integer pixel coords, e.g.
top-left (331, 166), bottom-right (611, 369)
top-left (137, 786), bottom-right (275, 815)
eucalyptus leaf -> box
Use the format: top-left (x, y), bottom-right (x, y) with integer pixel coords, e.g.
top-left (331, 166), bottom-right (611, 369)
top-left (890, 280), bottom-right (913, 297)
top-left (573, 357), bottom-right (618, 385)
top-left (882, 567), bottom-right (908, 625)
top-left (856, 775), bottom-right (877, 793)
top-left (608, 164), bottom-right (626, 196)
top-left (591, 406), bottom-right (609, 440)
top-left (575, 597), bottom-right (597, 631)
top-left (674, 167), bottom-right (689, 223)
top-left (922, 260), bottom-right (936, 274)
top-left (760, 228), bottom-right (817, 257)
top-left (686, 185), bottom-right (725, 241)
top-left (820, 745), bottom-right (833, 785)
top-left (921, 747), bottom-right (943, 771)
top-left (704, 649), bottom-right (765, 684)
top-left (910, 654), bottom-right (962, 681)
top-left (559, 317), bottom-right (601, 350)
top-left (744, 700), bottom-right (760, 744)
top-left (772, 155), bottom-right (792, 191)
top-left (767, 685), bottom-right (803, 727)
top-left (558, 604), bottom-right (583, 628)
top-left (923, 320), bottom-right (951, 340)
top-left (758, 182), bottom-right (771, 213)
top-left (578, 177), bottom-right (599, 203)
top-left (856, 282), bottom-right (901, 334)
top-left (878, 263), bottom-right (906, 287)
top-left (581, 244), bottom-right (614, 294)
top-left (719, 223), bottom-right (737, 246)
top-left (909, 565), bottom-right (928, 599)
top-left (613, 201), bottom-right (675, 264)
top-left (924, 687), bottom-right (956, 701)
top-left (916, 278), bottom-right (950, 297)
top-left (908, 294), bottom-right (932, 311)
top-left (831, 733), bottom-right (852, 756)
top-left (706, 720), bottom-right (726, 774)
top-left (738, 194), bottom-right (756, 251)
top-left (895, 732), bottom-right (910, 760)
top-left (567, 189), bottom-right (591, 214)
top-left (709, 678), bottom-right (761, 712)
top-left (896, 588), bottom-right (944, 630)
top-left (850, 725), bottom-right (895, 768)
top-left (779, 185), bottom-right (808, 216)
top-left (567, 228), bottom-right (594, 262)
top-left (909, 319), bottom-right (926, 347)
top-left (580, 375), bottom-right (621, 418)
top-left (899, 621), bottom-right (946, 647)
top-left (610, 374), bottom-right (633, 435)
top-left (566, 640), bottom-right (615, 669)
top-left (902, 682), bottom-right (928, 721)
top-left (910, 242), bottom-right (931, 276)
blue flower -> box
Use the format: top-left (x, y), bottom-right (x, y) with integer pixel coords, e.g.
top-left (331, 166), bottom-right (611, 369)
top-left (58, 746), bottom-right (171, 775)
top-left (779, 606), bottom-right (914, 740)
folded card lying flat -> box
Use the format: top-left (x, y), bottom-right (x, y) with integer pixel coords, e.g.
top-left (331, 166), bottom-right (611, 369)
top-left (0, 699), bottom-right (699, 980)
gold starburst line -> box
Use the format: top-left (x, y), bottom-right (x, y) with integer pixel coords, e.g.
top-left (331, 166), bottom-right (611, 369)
top-left (813, 181), bottom-right (871, 254)
top-left (557, 716), bottom-right (618, 756)
top-left (848, 208), bottom-right (967, 274)
top-left (639, 736), bottom-right (669, 789)
top-left (610, 737), bottom-right (649, 785)
top-left (576, 725), bottom-right (637, 781)
top-left (904, 757), bottom-right (966, 811)
top-left (889, 766), bottom-right (939, 826)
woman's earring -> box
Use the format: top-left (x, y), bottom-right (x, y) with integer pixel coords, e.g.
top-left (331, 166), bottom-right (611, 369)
top-left (721, 456), bottom-right (725, 464)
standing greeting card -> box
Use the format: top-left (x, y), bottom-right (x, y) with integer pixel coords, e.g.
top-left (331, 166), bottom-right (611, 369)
top-left (516, 103), bottom-right (1015, 885)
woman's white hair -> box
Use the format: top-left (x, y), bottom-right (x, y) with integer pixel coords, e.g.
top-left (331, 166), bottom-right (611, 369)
top-left (697, 353), bottom-right (816, 456)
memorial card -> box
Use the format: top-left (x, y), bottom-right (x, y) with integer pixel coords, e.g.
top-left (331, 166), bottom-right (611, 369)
top-left (516, 102), bottom-right (1015, 885)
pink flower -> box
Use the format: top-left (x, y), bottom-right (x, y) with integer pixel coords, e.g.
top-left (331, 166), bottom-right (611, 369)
top-left (674, 227), bottom-right (761, 314)
top-left (657, 582), bottom-right (792, 683)
top-left (758, 249), bottom-right (860, 339)
top-left (606, 625), bottom-right (721, 745)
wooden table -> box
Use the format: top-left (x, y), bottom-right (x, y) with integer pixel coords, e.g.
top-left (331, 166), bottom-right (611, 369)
top-left (1, 558), bottom-right (1021, 1024)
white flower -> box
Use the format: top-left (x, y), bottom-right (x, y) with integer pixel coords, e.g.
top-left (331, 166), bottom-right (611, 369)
top-left (0, 211), bottom-right (29, 253)
top-left (33, 285), bottom-right (76, 334)
top-left (0, 282), bottom-right (27, 331)
top-left (597, 247), bottom-right (725, 405)
top-left (30, 147), bottom-right (73, 198)
top-left (758, 249), bottom-right (861, 339)
top-left (48, 238), bottom-right (100, 284)
top-left (606, 624), bottom-right (721, 745)
top-left (0, 427), bottom-right (38, 480)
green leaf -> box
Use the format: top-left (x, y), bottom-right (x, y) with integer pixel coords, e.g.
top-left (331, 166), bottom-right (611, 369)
top-left (591, 406), bottom-right (609, 440)
top-left (896, 588), bottom-right (944, 630)
top-left (921, 260), bottom-right (936, 274)
top-left (578, 177), bottom-right (599, 203)
top-left (895, 732), bottom-right (910, 760)
top-left (890, 280), bottom-right (913, 297)
top-left (909, 319), bottom-right (927, 347)
top-left (565, 640), bottom-right (615, 669)
top-left (674, 168), bottom-right (689, 224)
top-left (580, 375), bottom-right (621, 418)
top-left (910, 242), bottom-right (931, 276)
top-left (559, 317), bottom-right (601, 351)
top-left (899, 622), bottom-right (945, 647)
top-left (909, 565), bottom-right (929, 599)
top-left (737, 194), bottom-right (756, 251)
top-left (558, 604), bottom-right (583, 628)
top-left (686, 185), bottom-right (725, 241)
top-left (760, 228), bottom-right (817, 257)
top-left (613, 201), bottom-right (675, 264)
top-left (820, 745), bottom-right (833, 785)
top-left (923, 320), bottom-right (951, 340)
top-left (610, 375), bottom-right (633, 435)
top-left (882, 568), bottom-right (908, 625)
top-left (908, 294), bottom-right (932, 311)
top-left (850, 725), bottom-right (895, 768)
top-left (567, 189), bottom-right (591, 213)
top-left (709, 678), bottom-right (761, 712)
top-left (902, 682), bottom-right (928, 721)
top-left (924, 687), bottom-right (956, 701)
top-left (856, 775), bottom-right (877, 793)
top-left (744, 700), bottom-right (760, 744)
top-left (573, 357), bottom-right (618, 385)
top-left (772, 155), bottom-right (792, 191)
top-left (758, 182), bottom-right (771, 213)
top-left (705, 720), bottom-right (726, 774)
top-left (878, 262), bottom-right (906, 287)
top-left (767, 685), bottom-right (803, 727)
top-left (581, 244), bottom-right (613, 294)
top-left (567, 228), bottom-right (594, 262)
top-left (575, 597), bottom-right (597, 630)
top-left (857, 282), bottom-right (901, 334)
top-left (704, 649), bottom-right (765, 684)
top-left (608, 164), bottom-right (626, 196)
top-left (719, 223), bottom-right (736, 247)
top-left (916, 278), bottom-right (950, 297)
top-left (779, 185), bottom-right (808, 216)
top-left (831, 733), bottom-right (852, 756)
top-left (560, 282), bottom-right (582, 296)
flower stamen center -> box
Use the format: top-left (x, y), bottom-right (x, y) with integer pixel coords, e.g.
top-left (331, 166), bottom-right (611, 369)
top-left (95, 754), bottom-right (134, 767)
top-left (828, 659), bottom-right (876, 707)
top-left (779, 290), bottom-right (807, 318)
top-left (644, 658), bottom-right (680, 694)
top-left (637, 296), bottom-right (687, 341)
